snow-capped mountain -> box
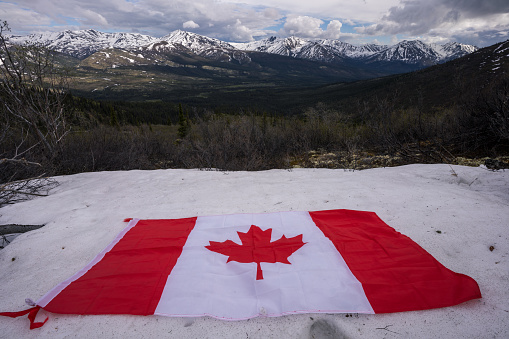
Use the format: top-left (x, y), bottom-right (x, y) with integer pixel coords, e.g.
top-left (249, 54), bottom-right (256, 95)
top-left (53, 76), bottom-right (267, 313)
top-left (433, 42), bottom-right (479, 62)
top-left (232, 36), bottom-right (349, 63)
top-left (9, 29), bottom-right (251, 63)
top-left (9, 29), bottom-right (157, 59)
top-left (317, 39), bottom-right (387, 58)
top-left (234, 36), bottom-right (478, 66)
top-left (296, 42), bottom-right (348, 63)
top-left (363, 40), bottom-right (478, 66)
top-left (233, 36), bottom-right (307, 57)
top-left (152, 30), bottom-right (251, 63)
top-left (232, 37), bottom-right (386, 60)
top-left (159, 30), bottom-right (235, 55)
top-left (9, 29), bottom-right (478, 68)
top-left (364, 40), bottom-right (444, 66)
top-left (139, 40), bottom-right (191, 55)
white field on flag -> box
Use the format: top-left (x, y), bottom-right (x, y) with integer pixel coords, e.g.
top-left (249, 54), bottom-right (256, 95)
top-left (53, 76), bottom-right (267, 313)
top-left (0, 164), bottom-right (508, 338)
top-left (155, 212), bottom-right (373, 318)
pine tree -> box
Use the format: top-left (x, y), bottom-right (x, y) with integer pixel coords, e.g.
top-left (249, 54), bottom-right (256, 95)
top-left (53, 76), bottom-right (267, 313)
top-left (109, 106), bottom-right (119, 126)
top-left (177, 103), bottom-right (188, 139)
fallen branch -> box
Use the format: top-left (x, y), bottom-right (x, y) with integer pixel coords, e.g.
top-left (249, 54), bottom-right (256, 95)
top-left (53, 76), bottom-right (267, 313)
top-left (0, 158), bottom-right (42, 167)
top-left (0, 189), bottom-right (49, 197)
top-left (376, 325), bottom-right (401, 335)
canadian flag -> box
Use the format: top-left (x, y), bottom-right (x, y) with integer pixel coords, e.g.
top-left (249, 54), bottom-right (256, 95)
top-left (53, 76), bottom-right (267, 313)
top-left (6, 209), bottom-right (482, 326)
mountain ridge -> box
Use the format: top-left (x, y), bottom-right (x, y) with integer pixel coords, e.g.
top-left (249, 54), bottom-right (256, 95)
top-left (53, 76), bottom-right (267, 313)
top-left (232, 36), bottom-right (477, 66)
top-left (10, 29), bottom-right (478, 68)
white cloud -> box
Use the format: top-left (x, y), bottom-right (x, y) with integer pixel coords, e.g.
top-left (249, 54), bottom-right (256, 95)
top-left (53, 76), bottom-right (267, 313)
top-left (283, 15), bottom-right (324, 37)
top-left (183, 20), bottom-right (200, 29)
top-left (226, 19), bottom-right (255, 42)
top-left (323, 20), bottom-right (342, 39)
top-left (282, 16), bottom-right (343, 39)
top-left (342, 18), bottom-right (355, 26)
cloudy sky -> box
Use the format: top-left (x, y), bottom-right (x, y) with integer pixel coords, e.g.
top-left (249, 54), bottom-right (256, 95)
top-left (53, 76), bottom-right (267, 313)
top-left (1, 0), bottom-right (508, 46)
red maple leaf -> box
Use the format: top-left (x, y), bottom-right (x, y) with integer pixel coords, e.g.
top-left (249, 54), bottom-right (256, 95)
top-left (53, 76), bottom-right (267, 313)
top-left (205, 225), bottom-right (306, 280)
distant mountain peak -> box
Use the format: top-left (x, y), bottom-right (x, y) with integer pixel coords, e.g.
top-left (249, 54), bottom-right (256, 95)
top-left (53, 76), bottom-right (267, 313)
top-left (159, 30), bottom-right (235, 51)
top-left (147, 30), bottom-right (251, 64)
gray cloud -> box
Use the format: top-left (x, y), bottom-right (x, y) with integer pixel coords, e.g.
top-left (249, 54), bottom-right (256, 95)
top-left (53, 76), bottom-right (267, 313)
top-left (448, 28), bottom-right (509, 47)
top-left (442, 0), bottom-right (509, 17)
top-left (0, 2), bottom-right (52, 30)
top-left (357, 0), bottom-right (509, 41)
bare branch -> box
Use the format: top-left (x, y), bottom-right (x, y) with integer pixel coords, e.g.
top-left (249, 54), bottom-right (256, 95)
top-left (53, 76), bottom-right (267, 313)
top-left (1, 20), bottom-right (70, 206)
top-left (0, 158), bottom-right (42, 166)
top-left (0, 175), bottom-right (58, 207)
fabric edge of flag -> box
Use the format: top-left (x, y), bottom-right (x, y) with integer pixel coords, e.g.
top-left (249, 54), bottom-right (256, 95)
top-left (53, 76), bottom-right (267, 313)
top-left (36, 218), bottom-right (141, 308)
top-left (42, 217), bottom-right (198, 316)
top-left (154, 309), bottom-right (375, 321)
top-left (371, 212), bottom-right (483, 311)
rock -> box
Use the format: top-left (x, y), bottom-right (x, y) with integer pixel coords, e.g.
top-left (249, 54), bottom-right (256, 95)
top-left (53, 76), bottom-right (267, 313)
top-left (309, 319), bottom-right (347, 339)
top-left (1, 233), bottom-right (23, 248)
top-left (0, 224), bottom-right (44, 236)
top-left (484, 158), bottom-right (509, 170)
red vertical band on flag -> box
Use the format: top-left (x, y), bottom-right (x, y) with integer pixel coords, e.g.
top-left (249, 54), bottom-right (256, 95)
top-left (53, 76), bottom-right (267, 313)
top-left (43, 218), bottom-right (197, 315)
top-left (309, 209), bottom-right (481, 313)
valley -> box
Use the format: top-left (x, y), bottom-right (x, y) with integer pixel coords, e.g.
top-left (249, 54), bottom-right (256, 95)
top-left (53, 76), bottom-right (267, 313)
top-left (2, 25), bottom-right (508, 179)
top-left (11, 28), bottom-right (480, 111)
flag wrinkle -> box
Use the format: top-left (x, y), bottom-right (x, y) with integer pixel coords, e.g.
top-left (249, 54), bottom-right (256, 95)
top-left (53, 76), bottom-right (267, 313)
top-left (308, 209), bottom-right (480, 313)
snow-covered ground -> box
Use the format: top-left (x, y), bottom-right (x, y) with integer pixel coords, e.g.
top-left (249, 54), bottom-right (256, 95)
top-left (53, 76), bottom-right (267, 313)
top-left (0, 164), bottom-right (508, 338)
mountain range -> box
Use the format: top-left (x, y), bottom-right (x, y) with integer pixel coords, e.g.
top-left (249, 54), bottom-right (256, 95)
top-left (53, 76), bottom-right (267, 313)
top-left (246, 39), bottom-right (509, 114)
top-left (233, 37), bottom-right (477, 66)
top-left (9, 28), bottom-right (503, 114)
top-left (10, 29), bottom-right (477, 68)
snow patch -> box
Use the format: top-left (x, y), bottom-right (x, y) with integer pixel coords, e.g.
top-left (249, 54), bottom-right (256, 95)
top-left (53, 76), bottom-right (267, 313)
top-left (0, 165), bottom-right (507, 338)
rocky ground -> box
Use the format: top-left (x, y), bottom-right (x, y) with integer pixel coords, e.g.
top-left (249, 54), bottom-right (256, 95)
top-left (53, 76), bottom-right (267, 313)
top-left (290, 150), bottom-right (509, 171)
